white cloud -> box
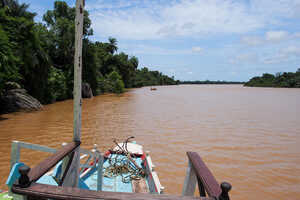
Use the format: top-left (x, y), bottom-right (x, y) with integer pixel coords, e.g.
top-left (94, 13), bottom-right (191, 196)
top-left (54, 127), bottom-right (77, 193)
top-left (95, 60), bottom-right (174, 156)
top-left (265, 31), bottom-right (289, 42)
top-left (229, 53), bottom-right (258, 64)
top-left (241, 30), bottom-right (300, 46)
top-left (250, 0), bottom-right (300, 19)
top-left (294, 32), bottom-right (300, 38)
top-left (88, 0), bottom-right (265, 40)
top-left (240, 36), bottom-right (264, 46)
top-left (263, 46), bottom-right (300, 64)
top-left (87, 0), bottom-right (300, 40)
top-left (191, 47), bottom-right (203, 53)
top-left (280, 46), bottom-right (300, 55)
top-left (121, 44), bottom-right (202, 55)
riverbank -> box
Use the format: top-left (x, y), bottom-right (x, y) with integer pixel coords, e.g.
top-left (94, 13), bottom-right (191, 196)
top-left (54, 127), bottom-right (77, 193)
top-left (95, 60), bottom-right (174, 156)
top-left (244, 70), bottom-right (300, 88)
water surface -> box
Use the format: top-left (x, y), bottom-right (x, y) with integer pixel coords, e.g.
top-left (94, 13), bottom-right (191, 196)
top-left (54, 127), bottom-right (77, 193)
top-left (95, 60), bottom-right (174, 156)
top-left (0, 85), bottom-right (299, 199)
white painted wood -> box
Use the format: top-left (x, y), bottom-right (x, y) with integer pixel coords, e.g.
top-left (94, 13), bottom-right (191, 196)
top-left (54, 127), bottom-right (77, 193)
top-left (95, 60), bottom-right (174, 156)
top-left (113, 143), bottom-right (143, 155)
top-left (145, 154), bottom-right (163, 194)
top-left (97, 153), bottom-right (103, 191)
top-left (70, 0), bottom-right (85, 188)
top-left (182, 160), bottom-right (197, 196)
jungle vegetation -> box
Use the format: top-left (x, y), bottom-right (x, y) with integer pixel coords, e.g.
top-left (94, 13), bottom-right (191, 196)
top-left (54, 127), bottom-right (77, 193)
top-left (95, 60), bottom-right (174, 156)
top-left (244, 69), bottom-right (300, 88)
top-left (0, 0), bottom-right (177, 104)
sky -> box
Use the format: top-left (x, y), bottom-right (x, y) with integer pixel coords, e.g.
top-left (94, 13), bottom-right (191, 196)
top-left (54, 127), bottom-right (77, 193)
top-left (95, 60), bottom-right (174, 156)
top-left (19, 0), bottom-right (300, 81)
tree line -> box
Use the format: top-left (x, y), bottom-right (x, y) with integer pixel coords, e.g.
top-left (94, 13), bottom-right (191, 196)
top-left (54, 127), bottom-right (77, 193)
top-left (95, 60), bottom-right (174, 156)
top-left (244, 69), bottom-right (300, 88)
top-left (0, 0), bottom-right (177, 105)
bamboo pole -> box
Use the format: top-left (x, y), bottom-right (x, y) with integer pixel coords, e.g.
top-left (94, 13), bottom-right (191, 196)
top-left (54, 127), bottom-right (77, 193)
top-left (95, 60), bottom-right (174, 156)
top-left (66, 0), bottom-right (84, 187)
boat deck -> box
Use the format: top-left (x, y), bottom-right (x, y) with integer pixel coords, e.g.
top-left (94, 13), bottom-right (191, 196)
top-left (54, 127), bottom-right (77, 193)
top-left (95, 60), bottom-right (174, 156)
top-left (83, 154), bottom-right (146, 193)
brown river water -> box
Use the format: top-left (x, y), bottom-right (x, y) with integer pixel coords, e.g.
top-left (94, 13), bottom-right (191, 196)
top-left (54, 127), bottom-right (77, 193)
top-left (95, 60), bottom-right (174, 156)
top-left (0, 85), bottom-right (299, 199)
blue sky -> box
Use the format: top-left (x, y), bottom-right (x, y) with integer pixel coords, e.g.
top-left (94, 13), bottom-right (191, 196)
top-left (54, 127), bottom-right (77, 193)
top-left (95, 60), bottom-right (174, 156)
top-left (20, 0), bottom-right (300, 81)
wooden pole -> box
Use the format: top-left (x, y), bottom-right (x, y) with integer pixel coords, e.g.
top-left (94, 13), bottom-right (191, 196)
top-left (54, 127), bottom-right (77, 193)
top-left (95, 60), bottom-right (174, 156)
top-left (66, 0), bottom-right (84, 187)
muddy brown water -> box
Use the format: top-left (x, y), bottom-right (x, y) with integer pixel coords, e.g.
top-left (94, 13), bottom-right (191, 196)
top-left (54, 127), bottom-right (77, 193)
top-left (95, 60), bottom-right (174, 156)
top-left (0, 85), bottom-right (299, 199)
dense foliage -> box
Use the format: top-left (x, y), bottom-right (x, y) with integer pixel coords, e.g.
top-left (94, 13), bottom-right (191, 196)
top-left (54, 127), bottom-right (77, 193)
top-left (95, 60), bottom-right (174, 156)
top-left (244, 69), bottom-right (300, 88)
top-left (0, 0), bottom-right (177, 105)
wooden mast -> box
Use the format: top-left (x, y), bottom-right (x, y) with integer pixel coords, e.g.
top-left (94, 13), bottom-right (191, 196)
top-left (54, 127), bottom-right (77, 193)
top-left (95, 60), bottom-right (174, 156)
top-left (62, 0), bottom-right (84, 187)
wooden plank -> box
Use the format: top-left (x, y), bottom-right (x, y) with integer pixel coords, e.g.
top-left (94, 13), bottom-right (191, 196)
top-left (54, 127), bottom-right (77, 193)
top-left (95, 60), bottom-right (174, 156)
top-left (28, 142), bottom-right (80, 182)
top-left (186, 152), bottom-right (221, 198)
top-left (97, 153), bottom-right (103, 191)
top-left (72, 0), bottom-right (85, 188)
top-left (62, 151), bottom-right (80, 187)
top-left (132, 179), bottom-right (149, 193)
top-left (182, 160), bottom-right (197, 196)
top-left (12, 183), bottom-right (213, 200)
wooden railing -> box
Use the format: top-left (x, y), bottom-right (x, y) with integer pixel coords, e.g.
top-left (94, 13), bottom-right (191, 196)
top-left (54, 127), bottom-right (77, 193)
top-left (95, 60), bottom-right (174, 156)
top-left (11, 144), bottom-right (231, 200)
top-left (182, 152), bottom-right (231, 200)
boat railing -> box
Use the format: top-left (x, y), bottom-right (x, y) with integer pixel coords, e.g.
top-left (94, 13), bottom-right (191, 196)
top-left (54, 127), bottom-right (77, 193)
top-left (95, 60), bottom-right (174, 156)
top-left (10, 142), bottom-right (231, 200)
top-left (182, 152), bottom-right (231, 200)
top-left (9, 140), bottom-right (103, 191)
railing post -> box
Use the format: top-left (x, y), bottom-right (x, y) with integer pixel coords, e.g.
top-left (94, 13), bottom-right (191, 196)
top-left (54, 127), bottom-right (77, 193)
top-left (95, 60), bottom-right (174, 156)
top-left (10, 141), bottom-right (20, 170)
top-left (218, 182), bottom-right (232, 200)
top-left (12, 165), bottom-right (31, 200)
top-left (182, 159), bottom-right (197, 196)
top-left (97, 153), bottom-right (103, 191)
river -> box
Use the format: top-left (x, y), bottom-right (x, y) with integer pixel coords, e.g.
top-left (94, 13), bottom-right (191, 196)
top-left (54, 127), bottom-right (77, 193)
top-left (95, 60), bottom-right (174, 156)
top-left (0, 85), bottom-right (299, 199)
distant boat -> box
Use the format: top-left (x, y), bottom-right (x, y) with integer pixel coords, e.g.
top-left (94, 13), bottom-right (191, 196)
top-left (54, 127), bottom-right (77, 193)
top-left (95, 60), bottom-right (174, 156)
top-left (150, 87), bottom-right (157, 91)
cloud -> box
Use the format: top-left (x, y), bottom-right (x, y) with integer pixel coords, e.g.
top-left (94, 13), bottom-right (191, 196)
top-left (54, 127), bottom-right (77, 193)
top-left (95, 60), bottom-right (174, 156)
top-left (191, 47), bottom-right (203, 53)
top-left (265, 31), bottom-right (289, 42)
top-left (121, 44), bottom-right (203, 56)
top-left (263, 46), bottom-right (300, 64)
top-left (229, 53), bottom-right (258, 64)
top-left (88, 0), bottom-right (265, 40)
top-left (241, 30), bottom-right (300, 46)
top-left (249, 0), bottom-right (300, 19)
top-left (240, 36), bottom-right (264, 46)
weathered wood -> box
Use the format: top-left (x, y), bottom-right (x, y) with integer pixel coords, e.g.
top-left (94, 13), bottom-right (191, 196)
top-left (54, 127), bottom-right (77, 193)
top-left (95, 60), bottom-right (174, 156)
top-left (132, 179), bottom-right (149, 193)
top-left (12, 183), bottom-right (214, 200)
top-left (72, 0), bottom-right (85, 188)
top-left (27, 142), bottom-right (80, 182)
top-left (62, 151), bottom-right (80, 187)
top-left (59, 152), bottom-right (74, 186)
top-left (97, 152), bottom-right (103, 191)
top-left (182, 159), bottom-right (197, 196)
top-left (186, 152), bottom-right (221, 198)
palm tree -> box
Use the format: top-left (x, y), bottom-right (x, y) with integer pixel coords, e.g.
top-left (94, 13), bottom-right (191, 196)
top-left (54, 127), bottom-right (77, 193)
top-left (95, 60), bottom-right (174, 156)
top-left (107, 37), bottom-right (118, 54)
top-left (1, 0), bottom-right (35, 19)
